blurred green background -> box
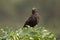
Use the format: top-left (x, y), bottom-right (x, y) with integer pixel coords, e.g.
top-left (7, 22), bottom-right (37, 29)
top-left (0, 0), bottom-right (60, 38)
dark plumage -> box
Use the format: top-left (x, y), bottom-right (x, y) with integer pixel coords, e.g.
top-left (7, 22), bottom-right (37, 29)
top-left (23, 8), bottom-right (39, 27)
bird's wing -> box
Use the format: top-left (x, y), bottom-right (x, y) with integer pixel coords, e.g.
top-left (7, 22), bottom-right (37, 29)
top-left (25, 16), bottom-right (32, 23)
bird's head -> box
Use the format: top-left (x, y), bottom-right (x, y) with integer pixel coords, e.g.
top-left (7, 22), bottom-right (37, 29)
top-left (32, 8), bottom-right (38, 14)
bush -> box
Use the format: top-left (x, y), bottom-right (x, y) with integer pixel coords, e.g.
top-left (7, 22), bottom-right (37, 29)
top-left (0, 26), bottom-right (56, 40)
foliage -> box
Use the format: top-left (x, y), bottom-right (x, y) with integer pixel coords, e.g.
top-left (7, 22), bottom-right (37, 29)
top-left (0, 26), bottom-right (56, 40)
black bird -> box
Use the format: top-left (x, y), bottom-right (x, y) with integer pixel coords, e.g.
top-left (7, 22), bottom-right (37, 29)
top-left (23, 8), bottom-right (39, 27)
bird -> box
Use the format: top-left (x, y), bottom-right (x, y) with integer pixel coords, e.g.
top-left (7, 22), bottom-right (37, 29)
top-left (23, 8), bottom-right (39, 27)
